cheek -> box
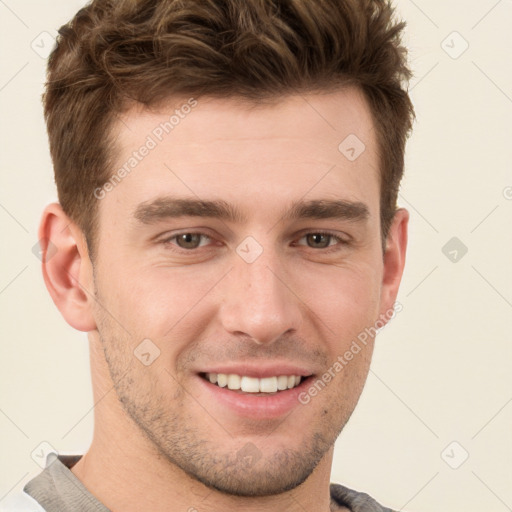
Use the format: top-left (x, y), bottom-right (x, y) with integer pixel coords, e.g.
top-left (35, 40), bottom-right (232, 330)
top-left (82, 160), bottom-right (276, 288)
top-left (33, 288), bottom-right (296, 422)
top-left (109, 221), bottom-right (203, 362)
top-left (96, 263), bottom-right (223, 346)
top-left (293, 260), bottom-right (382, 335)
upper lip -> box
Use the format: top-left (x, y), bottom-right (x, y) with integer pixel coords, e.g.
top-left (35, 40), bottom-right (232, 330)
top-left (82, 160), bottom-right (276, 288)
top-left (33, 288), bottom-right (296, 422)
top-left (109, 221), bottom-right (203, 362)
top-left (198, 362), bottom-right (315, 379)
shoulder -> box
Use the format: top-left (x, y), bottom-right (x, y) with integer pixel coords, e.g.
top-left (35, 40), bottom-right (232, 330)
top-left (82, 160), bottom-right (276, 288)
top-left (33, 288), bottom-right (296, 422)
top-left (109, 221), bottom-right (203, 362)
top-left (330, 483), bottom-right (398, 512)
top-left (0, 491), bottom-right (46, 512)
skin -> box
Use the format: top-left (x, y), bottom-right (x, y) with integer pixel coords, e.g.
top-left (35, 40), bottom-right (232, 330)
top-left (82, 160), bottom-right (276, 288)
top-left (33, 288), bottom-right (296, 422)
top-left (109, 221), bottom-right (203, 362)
top-left (40, 87), bottom-right (408, 512)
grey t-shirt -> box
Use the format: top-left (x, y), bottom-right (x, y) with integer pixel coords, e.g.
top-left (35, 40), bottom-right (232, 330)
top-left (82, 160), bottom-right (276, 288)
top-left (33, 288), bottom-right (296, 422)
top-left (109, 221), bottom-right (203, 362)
top-left (13, 455), bottom-right (396, 512)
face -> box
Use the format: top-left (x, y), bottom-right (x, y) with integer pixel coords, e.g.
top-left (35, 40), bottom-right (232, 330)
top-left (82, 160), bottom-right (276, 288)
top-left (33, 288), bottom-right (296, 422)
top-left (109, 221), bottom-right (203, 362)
top-left (88, 89), bottom-right (400, 496)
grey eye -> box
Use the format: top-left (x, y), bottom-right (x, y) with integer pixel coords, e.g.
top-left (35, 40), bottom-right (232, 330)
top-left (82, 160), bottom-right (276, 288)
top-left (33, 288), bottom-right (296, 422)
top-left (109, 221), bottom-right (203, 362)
top-left (305, 233), bottom-right (333, 248)
top-left (175, 233), bottom-right (204, 249)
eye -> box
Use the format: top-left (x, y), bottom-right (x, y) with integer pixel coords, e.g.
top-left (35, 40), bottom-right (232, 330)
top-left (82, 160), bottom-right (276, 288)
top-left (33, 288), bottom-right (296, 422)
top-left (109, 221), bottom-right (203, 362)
top-left (166, 232), bottom-right (212, 250)
top-left (296, 232), bottom-right (347, 249)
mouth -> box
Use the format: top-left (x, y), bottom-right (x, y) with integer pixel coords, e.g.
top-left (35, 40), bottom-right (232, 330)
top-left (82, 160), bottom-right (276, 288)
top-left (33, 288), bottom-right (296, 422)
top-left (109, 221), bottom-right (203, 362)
top-left (195, 364), bottom-right (317, 419)
top-left (200, 372), bottom-right (305, 395)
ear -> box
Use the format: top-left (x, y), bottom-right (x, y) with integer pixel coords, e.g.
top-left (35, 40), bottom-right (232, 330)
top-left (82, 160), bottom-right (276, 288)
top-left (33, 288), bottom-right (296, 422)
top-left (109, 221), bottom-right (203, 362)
top-left (378, 208), bottom-right (409, 321)
top-left (38, 203), bottom-right (97, 332)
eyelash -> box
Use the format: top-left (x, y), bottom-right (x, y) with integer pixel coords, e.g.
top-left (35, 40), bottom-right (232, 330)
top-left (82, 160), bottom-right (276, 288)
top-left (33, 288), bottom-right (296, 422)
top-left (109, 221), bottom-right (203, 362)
top-left (160, 230), bottom-right (350, 252)
top-left (294, 231), bottom-right (350, 250)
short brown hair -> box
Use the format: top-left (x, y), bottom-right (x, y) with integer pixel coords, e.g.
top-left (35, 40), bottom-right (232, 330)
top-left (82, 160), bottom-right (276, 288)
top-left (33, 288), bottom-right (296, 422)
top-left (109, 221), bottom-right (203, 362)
top-left (44, 0), bottom-right (414, 255)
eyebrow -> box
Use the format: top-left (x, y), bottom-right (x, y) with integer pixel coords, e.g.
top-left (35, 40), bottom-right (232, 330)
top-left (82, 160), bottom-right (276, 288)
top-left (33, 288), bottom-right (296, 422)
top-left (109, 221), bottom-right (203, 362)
top-left (134, 197), bottom-right (370, 225)
top-left (282, 198), bottom-right (369, 223)
top-left (134, 197), bottom-right (245, 224)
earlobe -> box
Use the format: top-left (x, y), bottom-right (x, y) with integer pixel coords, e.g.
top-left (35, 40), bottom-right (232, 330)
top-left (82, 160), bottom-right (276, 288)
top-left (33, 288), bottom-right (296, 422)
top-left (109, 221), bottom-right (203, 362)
top-left (38, 203), bottom-right (97, 332)
top-left (379, 208), bottom-right (409, 320)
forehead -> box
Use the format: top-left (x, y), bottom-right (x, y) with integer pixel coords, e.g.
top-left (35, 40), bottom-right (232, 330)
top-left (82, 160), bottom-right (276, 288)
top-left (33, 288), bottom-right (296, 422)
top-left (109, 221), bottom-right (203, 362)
top-left (103, 88), bottom-right (380, 223)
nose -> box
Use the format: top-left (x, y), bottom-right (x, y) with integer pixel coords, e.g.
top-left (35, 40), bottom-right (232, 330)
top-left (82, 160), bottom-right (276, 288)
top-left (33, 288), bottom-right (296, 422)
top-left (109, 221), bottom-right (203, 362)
top-left (218, 248), bottom-right (303, 345)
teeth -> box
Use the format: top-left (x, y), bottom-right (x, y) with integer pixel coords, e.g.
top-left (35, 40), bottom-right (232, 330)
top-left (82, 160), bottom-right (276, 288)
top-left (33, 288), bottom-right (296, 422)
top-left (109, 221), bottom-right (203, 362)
top-left (217, 373), bottom-right (228, 388)
top-left (277, 375), bottom-right (288, 391)
top-left (260, 376), bottom-right (277, 393)
top-left (227, 374), bottom-right (241, 390)
top-left (205, 373), bottom-right (304, 393)
top-left (241, 376), bottom-right (260, 393)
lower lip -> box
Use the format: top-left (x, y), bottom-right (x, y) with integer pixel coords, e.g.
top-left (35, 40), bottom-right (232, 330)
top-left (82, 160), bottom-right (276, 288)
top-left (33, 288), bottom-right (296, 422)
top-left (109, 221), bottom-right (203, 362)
top-left (196, 375), bottom-right (313, 419)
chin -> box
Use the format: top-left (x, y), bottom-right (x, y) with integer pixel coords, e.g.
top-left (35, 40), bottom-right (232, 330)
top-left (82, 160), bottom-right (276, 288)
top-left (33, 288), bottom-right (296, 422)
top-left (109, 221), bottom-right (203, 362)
top-left (182, 448), bottom-right (323, 497)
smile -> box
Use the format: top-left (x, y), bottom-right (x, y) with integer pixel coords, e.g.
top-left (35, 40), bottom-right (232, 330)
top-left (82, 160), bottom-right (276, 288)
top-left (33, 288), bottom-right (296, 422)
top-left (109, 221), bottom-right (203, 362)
top-left (203, 372), bottom-right (303, 393)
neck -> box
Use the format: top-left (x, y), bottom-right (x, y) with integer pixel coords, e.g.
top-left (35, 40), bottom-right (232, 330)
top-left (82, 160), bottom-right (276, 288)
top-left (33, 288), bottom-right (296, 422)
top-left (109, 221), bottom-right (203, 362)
top-left (72, 442), bottom-right (337, 512)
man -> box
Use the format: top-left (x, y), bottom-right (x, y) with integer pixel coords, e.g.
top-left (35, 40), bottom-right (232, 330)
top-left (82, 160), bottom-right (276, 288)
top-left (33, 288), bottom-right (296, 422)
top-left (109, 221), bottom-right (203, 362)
top-left (2, 0), bottom-right (414, 510)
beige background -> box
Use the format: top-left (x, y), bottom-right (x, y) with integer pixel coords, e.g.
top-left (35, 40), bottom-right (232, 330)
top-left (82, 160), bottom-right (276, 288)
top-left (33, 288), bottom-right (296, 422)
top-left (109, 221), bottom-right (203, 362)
top-left (1, 1), bottom-right (511, 510)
